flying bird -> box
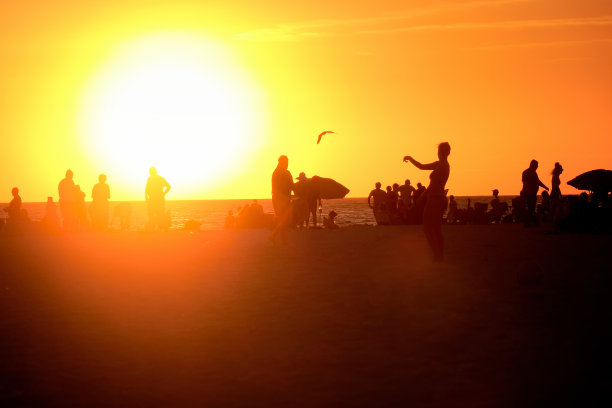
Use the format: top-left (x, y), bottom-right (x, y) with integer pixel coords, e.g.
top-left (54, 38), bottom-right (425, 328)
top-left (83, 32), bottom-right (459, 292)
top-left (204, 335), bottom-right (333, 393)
top-left (317, 131), bottom-right (334, 144)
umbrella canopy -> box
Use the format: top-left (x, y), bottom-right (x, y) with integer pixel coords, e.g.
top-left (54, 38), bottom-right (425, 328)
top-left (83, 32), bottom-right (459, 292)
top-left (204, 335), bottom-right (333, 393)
top-left (310, 176), bottom-right (350, 199)
top-left (567, 169), bottom-right (612, 192)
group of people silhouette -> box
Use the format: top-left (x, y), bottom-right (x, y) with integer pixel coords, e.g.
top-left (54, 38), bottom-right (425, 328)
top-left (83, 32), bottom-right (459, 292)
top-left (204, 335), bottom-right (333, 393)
top-left (3, 149), bottom-right (610, 261)
top-left (367, 180), bottom-right (427, 225)
top-left (267, 156), bottom-right (343, 244)
top-left (268, 144), bottom-right (451, 260)
top-left (1, 167), bottom-right (171, 233)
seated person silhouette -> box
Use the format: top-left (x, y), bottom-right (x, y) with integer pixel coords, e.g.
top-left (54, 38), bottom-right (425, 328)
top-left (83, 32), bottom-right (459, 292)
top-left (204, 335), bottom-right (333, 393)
top-left (323, 210), bottom-right (340, 229)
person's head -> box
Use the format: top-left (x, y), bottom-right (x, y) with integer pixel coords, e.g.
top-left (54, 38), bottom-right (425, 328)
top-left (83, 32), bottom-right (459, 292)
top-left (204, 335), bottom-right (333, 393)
top-left (542, 190), bottom-right (549, 198)
top-left (393, 183), bottom-right (399, 190)
top-left (277, 155), bottom-right (288, 170)
top-left (492, 189), bottom-right (499, 198)
top-left (438, 142), bottom-right (451, 160)
top-left (47, 197), bottom-right (54, 203)
top-left (98, 174), bottom-right (107, 183)
top-left (296, 172), bottom-right (308, 181)
top-left (404, 179), bottom-right (411, 186)
top-left (375, 182), bottom-right (381, 189)
top-left (386, 185), bottom-right (392, 192)
top-left (328, 210), bottom-right (337, 220)
top-left (65, 169), bottom-right (73, 179)
top-left (417, 182), bottom-right (423, 188)
top-left (552, 162), bottom-right (563, 175)
top-left (529, 159), bottom-right (538, 170)
top-left (149, 167), bottom-right (157, 176)
top-left (449, 195), bottom-right (455, 201)
top-left (11, 187), bottom-right (19, 196)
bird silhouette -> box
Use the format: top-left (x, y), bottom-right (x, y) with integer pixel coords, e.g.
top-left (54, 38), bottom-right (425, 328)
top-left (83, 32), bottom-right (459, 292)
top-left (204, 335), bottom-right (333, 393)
top-left (317, 131), bottom-right (334, 144)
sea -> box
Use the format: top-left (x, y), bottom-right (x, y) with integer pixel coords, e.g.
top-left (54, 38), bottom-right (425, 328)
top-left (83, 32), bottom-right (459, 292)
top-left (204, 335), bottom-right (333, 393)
top-left (6, 196), bottom-right (516, 231)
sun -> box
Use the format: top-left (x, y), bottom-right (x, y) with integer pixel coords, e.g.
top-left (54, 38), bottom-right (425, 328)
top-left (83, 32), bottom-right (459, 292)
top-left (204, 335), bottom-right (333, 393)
top-left (79, 32), bottom-right (265, 198)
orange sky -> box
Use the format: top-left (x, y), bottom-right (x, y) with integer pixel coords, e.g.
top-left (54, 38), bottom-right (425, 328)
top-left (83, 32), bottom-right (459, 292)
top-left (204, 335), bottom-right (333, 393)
top-left (1, 0), bottom-right (611, 201)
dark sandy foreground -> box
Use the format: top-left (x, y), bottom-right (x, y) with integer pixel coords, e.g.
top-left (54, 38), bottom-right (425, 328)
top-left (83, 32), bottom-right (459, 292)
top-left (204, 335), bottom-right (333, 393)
top-left (1, 225), bottom-right (611, 407)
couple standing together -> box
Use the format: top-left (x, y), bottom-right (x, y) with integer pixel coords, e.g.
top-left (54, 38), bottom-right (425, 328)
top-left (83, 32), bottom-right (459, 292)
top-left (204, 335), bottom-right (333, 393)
top-left (269, 143), bottom-right (451, 261)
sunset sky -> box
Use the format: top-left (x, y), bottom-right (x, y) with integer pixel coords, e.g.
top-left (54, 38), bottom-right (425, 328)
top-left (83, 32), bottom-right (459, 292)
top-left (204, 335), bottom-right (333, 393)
top-left (1, 0), bottom-right (611, 201)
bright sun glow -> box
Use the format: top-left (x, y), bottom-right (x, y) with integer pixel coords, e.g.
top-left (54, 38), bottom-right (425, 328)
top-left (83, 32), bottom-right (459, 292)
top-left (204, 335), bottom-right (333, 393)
top-left (79, 32), bottom-right (265, 198)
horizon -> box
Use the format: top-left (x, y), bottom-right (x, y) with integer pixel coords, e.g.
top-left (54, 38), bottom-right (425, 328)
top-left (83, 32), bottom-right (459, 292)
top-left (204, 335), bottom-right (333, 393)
top-left (2, 1), bottom-right (611, 202)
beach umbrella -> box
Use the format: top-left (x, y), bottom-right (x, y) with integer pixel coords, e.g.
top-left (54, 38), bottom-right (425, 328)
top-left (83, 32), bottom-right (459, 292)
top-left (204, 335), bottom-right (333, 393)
top-left (311, 176), bottom-right (350, 199)
top-left (567, 169), bottom-right (612, 192)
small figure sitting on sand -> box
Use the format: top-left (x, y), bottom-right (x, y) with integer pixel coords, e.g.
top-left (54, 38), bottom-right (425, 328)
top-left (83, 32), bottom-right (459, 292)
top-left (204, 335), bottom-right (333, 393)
top-left (323, 210), bottom-right (340, 229)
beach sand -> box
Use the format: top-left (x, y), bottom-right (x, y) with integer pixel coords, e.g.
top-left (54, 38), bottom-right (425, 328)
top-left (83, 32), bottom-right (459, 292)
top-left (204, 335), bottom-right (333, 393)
top-left (1, 225), bottom-right (611, 407)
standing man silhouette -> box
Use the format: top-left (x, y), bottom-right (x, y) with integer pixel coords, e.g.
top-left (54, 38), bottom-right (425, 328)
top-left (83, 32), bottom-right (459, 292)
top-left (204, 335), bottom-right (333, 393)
top-left (58, 169), bottom-right (77, 231)
top-left (269, 155), bottom-right (293, 244)
top-left (145, 167), bottom-right (171, 231)
top-left (521, 159), bottom-right (549, 227)
top-left (91, 174), bottom-right (111, 231)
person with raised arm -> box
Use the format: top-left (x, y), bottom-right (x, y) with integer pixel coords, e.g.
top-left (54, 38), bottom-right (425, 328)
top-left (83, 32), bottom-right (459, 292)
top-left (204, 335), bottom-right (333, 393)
top-left (403, 142), bottom-right (451, 261)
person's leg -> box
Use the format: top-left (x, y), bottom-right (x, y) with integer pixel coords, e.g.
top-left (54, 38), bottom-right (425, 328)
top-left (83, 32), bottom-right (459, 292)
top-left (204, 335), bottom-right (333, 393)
top-left (423, 197), bottom-right (445, 260)
top-left (269, 196), bottom-right (289, 243)
top-left (526, 195), bottom-right (537, 226)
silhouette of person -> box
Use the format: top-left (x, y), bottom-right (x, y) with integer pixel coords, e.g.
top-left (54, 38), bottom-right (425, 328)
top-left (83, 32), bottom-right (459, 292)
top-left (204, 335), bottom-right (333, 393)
top-left (398, 179), bottom-right (416, 208)
top-left (413, 182), bottom-right (426, 204)
top-left (447, 195), bottom-right (457, 224)
top-left (74, 185), bottom-right (87, 228)
top-left (404, 142), bottom-right (451, 261)
top-left (269, 155), bottom-right (293, 244)
top-left (521, 159), bottom-right (549, 227)
top-left (91, 174), bottom-right (110, 231)
top-left (550, 162), bottom-right (563, 206)
top-left (490, 189), bottom-right (500, 211)
top-left (368, 182), bottom-right (389, 225)
top-left (58, 169), bottom-right (77, 231)
top-left (145, 167), bottom-right (171, 231)
top-left (323, 210), bottom-right (340, 229)
top-left (367, 182), bottom-right (387, 212)
top-left (385, 185), bottom-right (397, 214)
top-left (294, 172), bottom-right (322, 228)
top-left (4, 187), bottom-right (22, 222)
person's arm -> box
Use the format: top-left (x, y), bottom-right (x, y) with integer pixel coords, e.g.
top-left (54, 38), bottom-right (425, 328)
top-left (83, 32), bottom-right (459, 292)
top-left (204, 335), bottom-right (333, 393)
top-left (537, 176), bottom-right (549, 191)
top-left (163, 179), bottom-right (171, 196)
top-left (403, 156), bottom-right (438, 170)
top-left (368, 192), bottom-right (374, 209)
